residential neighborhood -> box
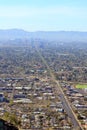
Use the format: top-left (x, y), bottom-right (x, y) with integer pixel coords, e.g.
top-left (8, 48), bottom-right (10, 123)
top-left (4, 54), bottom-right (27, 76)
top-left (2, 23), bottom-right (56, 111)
top-left (0, 41), bottom-right (87, 129)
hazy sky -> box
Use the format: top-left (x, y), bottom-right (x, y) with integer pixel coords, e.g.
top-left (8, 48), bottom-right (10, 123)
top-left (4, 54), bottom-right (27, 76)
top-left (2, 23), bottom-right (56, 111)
top-left (0, 0), bottom-right (87, 31)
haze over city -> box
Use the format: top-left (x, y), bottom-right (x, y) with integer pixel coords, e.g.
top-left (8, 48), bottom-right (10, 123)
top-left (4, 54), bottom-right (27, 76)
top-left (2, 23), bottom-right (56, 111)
top-left (0, 1), bottom-right (87, 130)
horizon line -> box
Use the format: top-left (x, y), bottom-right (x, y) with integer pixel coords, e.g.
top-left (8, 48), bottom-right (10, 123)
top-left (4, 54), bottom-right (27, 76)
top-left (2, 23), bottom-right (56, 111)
top-left (0, 28), bottom-right (87, 33)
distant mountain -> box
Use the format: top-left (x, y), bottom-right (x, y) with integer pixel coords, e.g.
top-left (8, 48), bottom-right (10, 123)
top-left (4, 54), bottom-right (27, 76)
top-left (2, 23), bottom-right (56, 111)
top-left (0, 29), bottom-right (87, 42)
top-left (0, 29), bottom-right (29, 40)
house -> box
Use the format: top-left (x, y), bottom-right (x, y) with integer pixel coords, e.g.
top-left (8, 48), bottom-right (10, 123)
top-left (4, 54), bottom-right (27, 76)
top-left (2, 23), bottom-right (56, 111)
top-left (13, 94), bottom-right (26, 99)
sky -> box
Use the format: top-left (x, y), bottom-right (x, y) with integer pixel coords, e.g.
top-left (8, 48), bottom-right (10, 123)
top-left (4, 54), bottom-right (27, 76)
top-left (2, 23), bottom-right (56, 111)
top-left (0, 0), bottom-right (87, 31)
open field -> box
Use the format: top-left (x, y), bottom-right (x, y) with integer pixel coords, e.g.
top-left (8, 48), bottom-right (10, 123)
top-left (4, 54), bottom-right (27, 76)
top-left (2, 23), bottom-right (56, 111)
top-left (76, 84), bottom-right (87, 89)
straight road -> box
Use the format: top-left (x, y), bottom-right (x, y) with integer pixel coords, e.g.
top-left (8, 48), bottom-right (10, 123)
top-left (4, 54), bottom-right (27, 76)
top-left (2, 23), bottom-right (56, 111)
top-left (35, 46), bottom-right (83, 130)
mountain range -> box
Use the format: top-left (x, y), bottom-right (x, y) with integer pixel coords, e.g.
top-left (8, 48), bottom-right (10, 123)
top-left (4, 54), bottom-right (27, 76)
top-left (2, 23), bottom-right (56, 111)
top-left (0, 29), bottom-right (87, 42)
